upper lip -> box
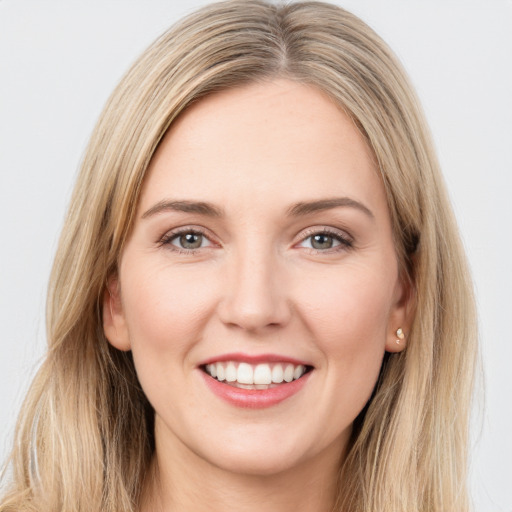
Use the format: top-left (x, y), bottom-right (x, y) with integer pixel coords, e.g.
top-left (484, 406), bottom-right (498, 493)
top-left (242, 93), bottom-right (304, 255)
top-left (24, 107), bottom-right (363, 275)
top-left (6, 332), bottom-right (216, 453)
top-left (198, 352), bottom-right (313, 367)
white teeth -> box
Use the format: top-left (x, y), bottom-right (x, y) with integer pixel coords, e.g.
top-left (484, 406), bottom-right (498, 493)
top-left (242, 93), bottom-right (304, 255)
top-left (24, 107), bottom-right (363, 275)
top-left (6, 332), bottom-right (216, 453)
top-left (271, 364), bottom-right (284, 383)
top-left (283, 364), bottom-right (294, 383)
top-left (237, 363), bottom-right (254, 384)
top-left (253, 364), bottom-right (272, 385)
top-left (293, 365), bottom-right (305, 380)
top-left (204, 361), bottom-right (309, 386)
top-left (225, 362), bottom-right (237, 382)
top-left (236, 383), bottom-right (255, 389)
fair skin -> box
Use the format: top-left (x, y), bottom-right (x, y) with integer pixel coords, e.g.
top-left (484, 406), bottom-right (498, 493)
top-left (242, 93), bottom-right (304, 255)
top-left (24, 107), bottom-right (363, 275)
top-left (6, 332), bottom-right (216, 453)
top-left (104, 79), bottom-right (410, 512)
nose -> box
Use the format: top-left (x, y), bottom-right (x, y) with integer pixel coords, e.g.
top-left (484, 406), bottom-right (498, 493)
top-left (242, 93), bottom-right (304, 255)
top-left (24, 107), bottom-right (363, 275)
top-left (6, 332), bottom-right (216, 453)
top-left (217, 245), bottom-right (291, 333)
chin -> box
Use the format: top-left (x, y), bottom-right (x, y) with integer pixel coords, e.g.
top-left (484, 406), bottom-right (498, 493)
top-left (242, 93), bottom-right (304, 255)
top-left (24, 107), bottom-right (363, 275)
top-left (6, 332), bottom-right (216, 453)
top-left (188, 421), bottom-right (348, 478)
top-left (203, 443), bottom-right (310, 477)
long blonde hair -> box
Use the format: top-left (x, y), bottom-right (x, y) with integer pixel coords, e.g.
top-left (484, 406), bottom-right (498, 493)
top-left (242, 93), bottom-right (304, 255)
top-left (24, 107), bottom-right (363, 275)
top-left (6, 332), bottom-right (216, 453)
top-left (0, 1), bottom-right (477, 511)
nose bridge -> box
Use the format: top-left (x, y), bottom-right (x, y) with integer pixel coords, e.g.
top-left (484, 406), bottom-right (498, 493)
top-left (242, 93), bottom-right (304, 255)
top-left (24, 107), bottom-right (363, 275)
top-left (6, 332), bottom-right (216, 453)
top-left (218, 236), bottom-right (289, 331)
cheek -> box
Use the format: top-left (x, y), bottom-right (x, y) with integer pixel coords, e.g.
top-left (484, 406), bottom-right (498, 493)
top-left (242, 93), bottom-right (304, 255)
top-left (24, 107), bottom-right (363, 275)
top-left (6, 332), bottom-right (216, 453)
top-left (297, 263), bottom-right (395, 396)
top-left (120, 260), bottom-right (218, 357)
top-left (297, 267), bottom-right (394, 436)
top-left (298, 262), bottom-right (395, 346)
top-left (118, 261), bottom-right (221, 417)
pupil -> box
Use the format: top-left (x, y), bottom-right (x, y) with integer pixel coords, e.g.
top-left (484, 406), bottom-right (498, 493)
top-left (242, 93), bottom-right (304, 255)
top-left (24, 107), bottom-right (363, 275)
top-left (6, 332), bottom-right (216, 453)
top-left (180, 233), bottom-right (202, 249)
top-left (312, 234), bottom-right (333, 249)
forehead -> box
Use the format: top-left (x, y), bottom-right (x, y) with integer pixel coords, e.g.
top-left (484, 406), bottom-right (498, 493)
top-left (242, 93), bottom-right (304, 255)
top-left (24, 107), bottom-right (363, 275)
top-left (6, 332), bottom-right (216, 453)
top-left (140, 79), bottom-right (384, 216)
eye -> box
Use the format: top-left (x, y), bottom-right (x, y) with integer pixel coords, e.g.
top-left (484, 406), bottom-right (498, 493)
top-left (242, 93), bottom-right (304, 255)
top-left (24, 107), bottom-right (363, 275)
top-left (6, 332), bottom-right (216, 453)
top-left (160, 229), bottom-right (213, 252)
top-left (297, 229), bottom-right (353, 252)
top-left (175, 232), bottom-right (208, 249)
top-left (306, 233), bottom-right (339, 250)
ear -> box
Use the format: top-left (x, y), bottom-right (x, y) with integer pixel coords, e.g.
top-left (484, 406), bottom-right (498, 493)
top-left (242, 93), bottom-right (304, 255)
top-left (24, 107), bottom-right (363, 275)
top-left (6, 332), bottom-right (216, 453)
top-left (385, 273), bottom-right (416, 353)
top-left (102, 275), bottom-right (131, 351)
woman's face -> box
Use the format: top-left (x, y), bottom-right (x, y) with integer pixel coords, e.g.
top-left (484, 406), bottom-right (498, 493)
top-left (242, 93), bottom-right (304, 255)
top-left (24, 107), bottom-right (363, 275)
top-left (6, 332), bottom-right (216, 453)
top-left (104, 79), bottom-right (409, 476)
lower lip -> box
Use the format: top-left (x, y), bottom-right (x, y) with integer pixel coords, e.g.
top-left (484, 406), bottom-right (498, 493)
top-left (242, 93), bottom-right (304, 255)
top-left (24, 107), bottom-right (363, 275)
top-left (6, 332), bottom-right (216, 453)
top-left (200, 370), bottom-right (312, 409)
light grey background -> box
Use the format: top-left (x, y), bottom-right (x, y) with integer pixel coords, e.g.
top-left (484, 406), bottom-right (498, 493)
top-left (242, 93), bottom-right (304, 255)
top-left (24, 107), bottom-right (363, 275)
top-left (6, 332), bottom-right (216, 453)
top-left (1, 1), bottom-right (511, 510)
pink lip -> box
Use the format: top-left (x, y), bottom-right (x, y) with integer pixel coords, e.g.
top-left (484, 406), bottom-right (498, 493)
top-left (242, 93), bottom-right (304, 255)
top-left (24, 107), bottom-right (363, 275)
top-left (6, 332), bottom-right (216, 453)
top-left (198, 352), bottom-right (311, 366)
top-left (199, 369), bottom-right (312, 409)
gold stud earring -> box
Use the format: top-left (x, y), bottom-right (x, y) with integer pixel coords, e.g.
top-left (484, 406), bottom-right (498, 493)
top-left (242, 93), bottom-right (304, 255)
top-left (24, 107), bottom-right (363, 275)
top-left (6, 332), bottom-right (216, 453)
top-left (395, 327), bottom-right (405, 344)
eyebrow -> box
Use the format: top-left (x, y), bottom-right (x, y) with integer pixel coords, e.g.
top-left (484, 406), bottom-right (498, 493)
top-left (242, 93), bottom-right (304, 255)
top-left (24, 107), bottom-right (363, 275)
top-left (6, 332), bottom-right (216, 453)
top-left (141, 196), bottom-right (374, 220)
top-left (141, 200), bottom-right (224, 219)
top-left (287, 197), bottom-right (374, 219)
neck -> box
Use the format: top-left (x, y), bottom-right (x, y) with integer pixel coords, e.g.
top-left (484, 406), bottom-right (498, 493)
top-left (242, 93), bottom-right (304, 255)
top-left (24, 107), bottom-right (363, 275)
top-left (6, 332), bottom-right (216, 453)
top-left (140, 427), bottom-right (346, 512)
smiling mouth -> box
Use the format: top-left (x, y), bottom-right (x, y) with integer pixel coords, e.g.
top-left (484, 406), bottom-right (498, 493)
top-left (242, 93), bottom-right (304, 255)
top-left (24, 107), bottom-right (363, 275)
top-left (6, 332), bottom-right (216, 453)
top-left (202, 361), bottom-right (313, 390)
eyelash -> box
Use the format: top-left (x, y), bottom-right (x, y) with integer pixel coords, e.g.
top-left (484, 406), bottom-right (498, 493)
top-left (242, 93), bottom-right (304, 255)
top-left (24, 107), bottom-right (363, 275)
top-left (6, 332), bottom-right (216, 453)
top-left (158, 226), bottom-right (353, 254)
top-left (296, 227), bottom-right (353, 253)
top-left (158, 227), bottom-right (214, 254)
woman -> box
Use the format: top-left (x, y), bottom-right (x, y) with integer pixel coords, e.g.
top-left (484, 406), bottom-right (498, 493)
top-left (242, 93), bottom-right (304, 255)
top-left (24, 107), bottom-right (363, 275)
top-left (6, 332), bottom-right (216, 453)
top-left (0, 1), bottom-right (477, 511)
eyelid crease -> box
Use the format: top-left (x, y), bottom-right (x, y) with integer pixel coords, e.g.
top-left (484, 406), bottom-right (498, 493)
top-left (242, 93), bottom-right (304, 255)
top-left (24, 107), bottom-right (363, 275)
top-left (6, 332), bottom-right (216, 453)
top-left (296, 226), bottom-right (354, 243)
